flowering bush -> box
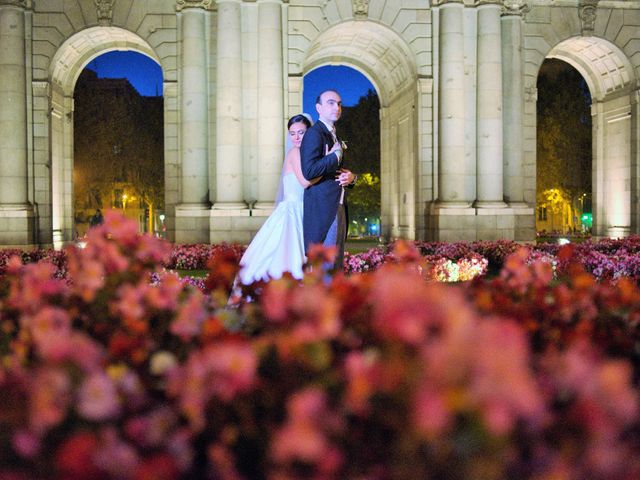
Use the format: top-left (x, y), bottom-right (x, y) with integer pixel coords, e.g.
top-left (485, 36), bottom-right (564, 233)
top-left (1, 213), bottom-right (640, 479)
top-left (165, 243), bottom-right (245, 271)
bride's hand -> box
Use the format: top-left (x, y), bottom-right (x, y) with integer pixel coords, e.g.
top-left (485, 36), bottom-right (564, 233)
top-left (325, 141), bottom-right (341, 156)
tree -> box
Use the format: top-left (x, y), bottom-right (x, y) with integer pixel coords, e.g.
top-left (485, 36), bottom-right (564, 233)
top-left (348, 173), bottom-right (381, 220)
top-left (339, 89), bottom-right (381, 231)
top-left (339, 89), bottom-right (381, 177)
top-left (536, 60), bottom-right (592, 206)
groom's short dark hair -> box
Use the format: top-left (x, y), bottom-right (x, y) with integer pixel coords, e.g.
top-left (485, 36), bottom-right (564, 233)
top-left (316, 89), bottom-right (340, 105)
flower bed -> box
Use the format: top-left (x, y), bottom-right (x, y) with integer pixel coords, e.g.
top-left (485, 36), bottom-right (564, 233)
top-left (1, 211), bottom-right (640, 479)
top-left (7, 235), bottom-right (640, 285)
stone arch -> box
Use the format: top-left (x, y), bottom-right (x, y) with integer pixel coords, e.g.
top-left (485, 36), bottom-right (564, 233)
top-left (547, 37), bottom-right (634, 102)
top-left (50, 27), bottom-right (162, 97)
top-left (302, 20), bottom-right (418, 107)
top-left (291, 20), bottom-right (424, 240)
top-left (47, 27), bottom-right (164, 246)
top-left (528, 34), bottom-right (638, 238)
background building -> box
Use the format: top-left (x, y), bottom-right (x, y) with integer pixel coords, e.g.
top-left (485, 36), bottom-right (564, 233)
top-left (73, 69), bottom-right (164, 237)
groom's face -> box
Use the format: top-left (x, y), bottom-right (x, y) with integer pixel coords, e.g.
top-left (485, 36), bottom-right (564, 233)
top-left (316, 91), bottom-right (342, 125)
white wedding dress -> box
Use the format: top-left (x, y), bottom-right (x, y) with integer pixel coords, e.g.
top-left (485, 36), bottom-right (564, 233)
top-left (238, 172), bottom-right (306, 284)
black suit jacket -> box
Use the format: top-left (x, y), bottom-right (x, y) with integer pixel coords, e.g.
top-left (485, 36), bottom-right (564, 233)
top-left (301, 121), bottom-right (343, 251)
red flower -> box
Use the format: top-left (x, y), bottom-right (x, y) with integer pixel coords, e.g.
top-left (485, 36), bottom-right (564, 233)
top-left (55, 431), bottom-right (102, 480)
top-left (133, 454), bottom-right (179, 480)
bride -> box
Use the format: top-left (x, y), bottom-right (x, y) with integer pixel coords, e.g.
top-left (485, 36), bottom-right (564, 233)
top-left (237, 114), bottom-right (328, 284)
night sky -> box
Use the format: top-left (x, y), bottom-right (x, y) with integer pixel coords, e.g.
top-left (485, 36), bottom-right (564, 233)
top-left (86, 51), bottom-right (163, 97)
top-left (86, 51), bottom-right (376, 113)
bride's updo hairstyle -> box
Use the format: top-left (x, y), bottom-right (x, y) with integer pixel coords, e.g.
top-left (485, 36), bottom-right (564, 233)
top-left (287, 114), bottom-right (312, 129)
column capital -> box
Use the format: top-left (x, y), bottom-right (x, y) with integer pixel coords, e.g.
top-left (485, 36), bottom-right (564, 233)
top-left (501, 0), bottom-right (529, 16)
top-left (0, 0), bottom-right (30, 8)
top-left (176, 0), bottom-right (213, 11)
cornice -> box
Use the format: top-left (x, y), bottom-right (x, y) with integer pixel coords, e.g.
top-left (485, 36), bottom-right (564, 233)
top-left (475, 0), bottom-right (503, 5)
top-left (0, 0), bottom-right (30, 8)
top-left (432, 0), bottom-right (465, 6)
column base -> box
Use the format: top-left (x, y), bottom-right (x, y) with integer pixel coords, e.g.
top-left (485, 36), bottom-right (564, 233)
top-left (434, 200), bottom-right (474, 209)
top-left (253, 201), bottom-right (275, 211)
top-left (507, 201), bottom-right (530, 209)
top-left (210, 206), bottom-right (264, 244)
top-left (0, 204), bottom-right (36, 247)
top-left (175, 203), bottom-right (211, 244)
top-left (425, 202), bottom-right (535, 242)
top-left (605, 226), bottom-right (631, 239)
top-left (474, 200), bottom-right (508, 209)
top-left (212, 201), bottom-right (247, 210)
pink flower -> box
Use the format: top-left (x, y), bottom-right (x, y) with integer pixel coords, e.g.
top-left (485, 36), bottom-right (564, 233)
top-left (93, 427), bottom-right (139, 478)
top-left (469, 319), bottom-right (545, 435)
top-left (29, 367), bottom-right (71, 434)
top-left (169, 342), bottom-right (257, 431)
top-left (35, 330), bottom-right (104, 372)
top-left (67, 255), bottom-right (105, 302)
top-left (12, 429), bottom-right (41, 458)
top-left (271, 388), bottom-right (343, 469)
top-left (7, 262), bottom-right (67, 313)
top-left (23, 306), bottom-right (71, 352)
top-left (146, 271), bottom-right (183, 310)
top-left (167, 427), bottom-right (195, 472)
top-left (372, 270), bottom-right (464, 345)
top-left (77, 372), bottom-right (121, 421)
top-left (413, 386), bottom-right (452, 437)
top-left (112, 283), bottom-right (147, 329)
top-left (170, 290), bottom-right (207, 341)
top-left (262, 279), bottom-right (292, 323)
top-left (289, 285), bottom-right (341, 342)
top-left (125, 406), bottom-right (178, 448)
top-left (343, 350), bottom-right (382, 415)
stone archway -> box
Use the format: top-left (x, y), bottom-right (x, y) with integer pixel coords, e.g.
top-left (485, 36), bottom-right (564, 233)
top-left (543, 36), bottom-right (636, 238)
top-left (289, 20), bottom-right (423, 240)
top-left (48, 27), bottom-right (163, 247)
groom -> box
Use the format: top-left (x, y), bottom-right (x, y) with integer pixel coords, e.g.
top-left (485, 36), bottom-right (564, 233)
top-left (301, 89), bottom-right (356, 271)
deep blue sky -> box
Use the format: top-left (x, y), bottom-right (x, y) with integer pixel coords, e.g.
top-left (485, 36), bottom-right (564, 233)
top-left (86, 51), bottom-right (163, 96)
top-left (303, 66), bottom-right (375, 121)
top-left (86, 52), bottom-right (376, 109)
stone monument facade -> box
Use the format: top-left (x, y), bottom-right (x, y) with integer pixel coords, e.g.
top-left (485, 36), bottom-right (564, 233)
top-left (0, 0), bottom-right (638, 247)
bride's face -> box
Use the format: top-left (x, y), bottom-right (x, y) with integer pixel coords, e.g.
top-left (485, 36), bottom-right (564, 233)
top-left (288, 122), bottom-right (307, 148)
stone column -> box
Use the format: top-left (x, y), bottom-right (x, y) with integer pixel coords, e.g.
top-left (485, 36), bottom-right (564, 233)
top-left (178, 1), bottom-right (210, 207)
top-left (0, 0), bottom-right (28, 207)
top-left (501, 0), bottom-right (528, 206)
top-left (213, 0), bottom-right (245, 209)
top-left (630, 89), bottom-right (640, 234)
top-left (475, 0), bottom-right (505, 208)
top-left (254, 0), bottom-right (284, 210)
top-left (437, 0), bottom-right (469, 206)
top-left (0, 0), bottom-right (34, 246)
